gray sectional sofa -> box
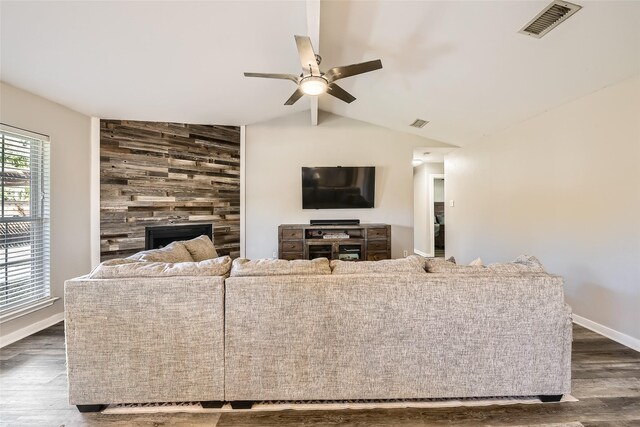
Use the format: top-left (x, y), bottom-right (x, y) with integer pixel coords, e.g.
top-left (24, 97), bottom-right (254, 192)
top-left (64, 238), bottom-right (572, 411)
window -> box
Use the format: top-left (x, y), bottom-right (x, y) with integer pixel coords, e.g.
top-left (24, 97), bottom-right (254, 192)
top-left (1, 125), bottom-right (52, 321)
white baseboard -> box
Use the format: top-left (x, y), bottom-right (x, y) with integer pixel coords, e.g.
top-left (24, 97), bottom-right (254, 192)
top-left (0, 312), bottom-right (64, 348)
top-left (414, 249), bottom-right (431, 257)
top-left (572, 314), bottom-right (640, 352)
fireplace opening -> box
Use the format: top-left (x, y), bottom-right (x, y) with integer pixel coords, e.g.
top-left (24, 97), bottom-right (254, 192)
top-left (145, 224), bottom-right (213, 250)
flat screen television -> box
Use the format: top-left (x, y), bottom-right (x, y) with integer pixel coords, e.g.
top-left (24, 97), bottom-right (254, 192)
top-left (302, 166), bottom-right (375, 209)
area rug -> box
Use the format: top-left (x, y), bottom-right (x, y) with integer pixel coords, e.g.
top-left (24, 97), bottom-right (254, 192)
top-left (103, 394), bottom-right (578, 414)
top-left (506, 424), bottom-right (584, 427)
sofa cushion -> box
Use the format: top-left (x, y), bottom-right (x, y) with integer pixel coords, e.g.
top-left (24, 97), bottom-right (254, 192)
top-left (425, 257), bottom-right (486, 274)
top-left (487, 255), bottom-right (546, 273)
top-left (426, 254), bottom-right (546, 274)
top-left (127, 241), bottom-right (194, 263)
top-left (230, 257), bottom-right (331, 277)
top-left (182, 235), bottom-right (218, 262)
top-left (428, 264), bottom-right (487, 274)
top-left (89, 256), bottom-right (232, 279)
top-left (330, 255), bottom-right (426, 275)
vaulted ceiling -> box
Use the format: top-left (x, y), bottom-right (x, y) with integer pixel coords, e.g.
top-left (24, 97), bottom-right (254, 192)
top-left (1, 1), bottom-right (639, 147)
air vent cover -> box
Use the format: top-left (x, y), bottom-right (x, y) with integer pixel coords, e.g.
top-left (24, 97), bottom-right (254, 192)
top-left (519, 0), bottom-right (582, 38)
top-left (410, 119), bottom-right (429, 128)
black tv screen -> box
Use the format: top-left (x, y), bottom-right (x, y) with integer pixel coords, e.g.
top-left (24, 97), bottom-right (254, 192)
top-left (302, 166), bottom-right (375, 209)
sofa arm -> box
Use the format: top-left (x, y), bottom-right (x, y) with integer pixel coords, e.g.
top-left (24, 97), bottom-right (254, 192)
top-left (64, 275), bottom-right (225, 405)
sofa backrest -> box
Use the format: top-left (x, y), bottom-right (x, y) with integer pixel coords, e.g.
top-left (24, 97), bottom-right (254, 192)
top-left (224, 272), bottom-right (571, 400)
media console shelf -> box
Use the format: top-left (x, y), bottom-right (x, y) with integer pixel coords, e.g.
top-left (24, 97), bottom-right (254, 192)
top-left (278, 223), bottom-right (391, 261)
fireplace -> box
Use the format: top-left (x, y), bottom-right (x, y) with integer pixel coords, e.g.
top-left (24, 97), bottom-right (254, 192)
top-left (145, 224), bottom-right (213, 250)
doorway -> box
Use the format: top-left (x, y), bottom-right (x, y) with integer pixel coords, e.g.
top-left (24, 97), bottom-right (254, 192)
top-left (431, 176), bottom-right (445, 257)
top-left (412, 146), bottom-right (455, 258)
top-left (412, 158), bottom-right (443, 257)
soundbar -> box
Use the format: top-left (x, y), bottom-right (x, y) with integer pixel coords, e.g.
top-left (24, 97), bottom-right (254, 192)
top-left (310, 219), bottom-right (360, 226)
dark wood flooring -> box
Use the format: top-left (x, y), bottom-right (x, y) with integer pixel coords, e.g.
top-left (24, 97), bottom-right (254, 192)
top-left (1, 322), bottom-right (639, 426)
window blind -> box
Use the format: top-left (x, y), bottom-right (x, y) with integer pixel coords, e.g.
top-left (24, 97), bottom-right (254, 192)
top-left (1, 126), bottom-right (51, 316)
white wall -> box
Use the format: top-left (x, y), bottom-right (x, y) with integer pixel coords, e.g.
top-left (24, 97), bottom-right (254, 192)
top-left (0, 82), bottom-right (91, 342)
top-left (446, 74), bottom-right (640, 344)
top-left (413, 163), bottom-right (444, 255)
top-left (245, 111), bottom-right (450, 259)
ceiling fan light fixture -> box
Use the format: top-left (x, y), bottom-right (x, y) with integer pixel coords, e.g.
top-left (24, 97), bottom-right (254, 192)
top-left (300, 76), bottom-right (328, 95)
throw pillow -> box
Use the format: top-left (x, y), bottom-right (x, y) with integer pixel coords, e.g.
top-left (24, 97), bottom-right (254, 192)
top-left (468, 257), bottom-right (483, 266)
top-left (330, 255), bottom-right (426, 275)
top-left (182, 235), bottom-right (218, 262)
top-left (89, 256), bottom-right (232, 279)
top-left (424, 256), bottom-right (457, 272)
top-left (487, 254), bottom-right (546, 273)
top-left (127, 241), bottom-right (194, 263)
top-left (230, 257), bottom-right (331, 277)
top-left (513, 254), bottom-right (546, 271)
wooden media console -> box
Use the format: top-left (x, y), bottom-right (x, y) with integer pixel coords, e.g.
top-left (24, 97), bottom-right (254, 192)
top-left (278, 223), bottom-right (391, 261)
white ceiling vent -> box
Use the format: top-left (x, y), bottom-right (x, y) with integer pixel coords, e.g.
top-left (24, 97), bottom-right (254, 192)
top-left (519, 0), bottom-right (582, 39)
top-left (410, 119), bottom-right (429, 128)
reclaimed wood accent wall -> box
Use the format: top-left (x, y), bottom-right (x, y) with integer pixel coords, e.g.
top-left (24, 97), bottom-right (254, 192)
top-left (100, 120), bottom-right (240, 260)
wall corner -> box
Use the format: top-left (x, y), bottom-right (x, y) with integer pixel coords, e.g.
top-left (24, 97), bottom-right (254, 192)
top-left (90, 117), bottom-right (100, 268)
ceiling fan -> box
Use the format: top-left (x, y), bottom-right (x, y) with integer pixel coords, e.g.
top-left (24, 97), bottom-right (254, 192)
top-left (244, 35), bottom-right (383, 105)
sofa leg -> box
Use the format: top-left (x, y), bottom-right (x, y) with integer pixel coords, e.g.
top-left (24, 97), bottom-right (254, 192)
top-left (230, 400), bottom-right (254, 409)
top-left (539, 394), bottom-right (563, 402)
top-left (201, 401), bottom-right (224, 408)
top-left (76, 404), bottom-right (107, 413)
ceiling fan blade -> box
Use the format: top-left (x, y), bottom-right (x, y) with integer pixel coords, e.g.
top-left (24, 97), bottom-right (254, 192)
top-left (294, 35), bottom-right (320, 76)
top-left (244, 72), bottom-right (300, 83)
top-left (324, 59), bottom-right (383, 83)
top-left (284, 87), bottom-right (305, 105)
top-left (327, 83), bottom-right (356, 104)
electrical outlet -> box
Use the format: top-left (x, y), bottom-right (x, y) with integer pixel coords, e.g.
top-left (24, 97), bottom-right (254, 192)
top-left (403, 250), bottom-right (408, 257)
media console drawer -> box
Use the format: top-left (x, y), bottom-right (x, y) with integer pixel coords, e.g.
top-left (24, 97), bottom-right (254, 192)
top-left (367, 228), bottom-right (388, 239)
top-left (281, 252), bottom-right (304, 261)
top-left (367, 240), bottom-right (388, 251)
top-left (367, 252), bottom-right (388, 261)
top-left (281, 229), bottom-right (304, 240)
top-left (281, 241), bottom-right (303, 252)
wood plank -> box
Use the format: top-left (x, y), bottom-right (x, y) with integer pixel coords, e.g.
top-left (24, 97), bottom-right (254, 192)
top-left (130, 196), bottom-right (176, 202)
